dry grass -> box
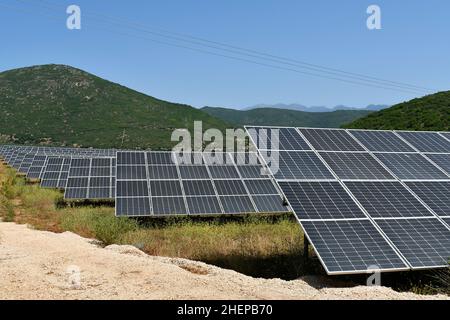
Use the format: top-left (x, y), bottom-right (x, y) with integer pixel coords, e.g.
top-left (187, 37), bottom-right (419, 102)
top-left (0, 162), bottom-right (312, 279)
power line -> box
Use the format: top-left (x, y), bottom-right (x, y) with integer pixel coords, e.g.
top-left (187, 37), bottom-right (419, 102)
top-left (30, 0), bottom-right (435, 93)
top-left (2, 0), bottom-right (435, 95)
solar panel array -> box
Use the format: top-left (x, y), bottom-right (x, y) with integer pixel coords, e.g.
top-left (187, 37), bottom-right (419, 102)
top-left (116, 151), bottom-right (288, 216)
top-left (0, 145), bottom-right (289, 217)
top-left (246, 127), bottom-right (450, 275)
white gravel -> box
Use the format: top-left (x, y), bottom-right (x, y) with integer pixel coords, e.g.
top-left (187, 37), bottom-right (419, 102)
top-left (0, 222), bottom-right (447, 300)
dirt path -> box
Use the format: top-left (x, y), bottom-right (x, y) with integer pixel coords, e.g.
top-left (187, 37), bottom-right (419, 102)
top-left (0, 222), bottom-right (447, 300)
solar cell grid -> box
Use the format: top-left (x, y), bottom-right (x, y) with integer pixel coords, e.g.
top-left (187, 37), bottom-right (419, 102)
top-left (245, 179), bottom-right (279, 195)
top-left (208, 165), bottom-right (240, 179)
top-left (405, 181), bottom-right (450, 217)
top-left (147, 166), bottom-right (179, 180)
top-left (263, 151), bottom-right (334, 180)
top-left (424, 154), bottom-right (450, 175)
top-left (279, 181), bottom-right (366, 220)
top-left (214, 180), bottom-right (248, 195)
top-left (252, 195), bottom-right (288, 213)
top-left (319, 152), bottom-right (394, 180)
top-left (375, 153), bottom-right (449, 180)
top-left (300, 128), bottom-right (365, 151)
top-left (376, 218), bottom-right (450, 268)
top-left (152, 197), bottom-right (187, 215)
top-left (301, 220), bottom-right (408, 274)
top-left (186, 196), bottom-right (223, 215)
top-left (345, 181), bottom-right (434, 218)
top-left (220, 195), bottom-right (256, 214)
top-left (397, 131), bottom-right (450, 153)
top-left (349, 130), bottom-right (415, 152)
top-left (245, 127), bottom-right (310, 150)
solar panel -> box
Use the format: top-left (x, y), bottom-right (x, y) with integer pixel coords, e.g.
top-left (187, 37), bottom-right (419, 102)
top-left (246, 126), bottom-right (450, 275)
top-left (116, 151), bottom-right (286, 216)
top-left (279, 181), bottom-right (366, 220)
top-left (425, 154), bottom-right (450, 175)
top-left (319, 152), bottom-right (394, 180)
top-left (41, 157), bottom-right (71, 188)
top-left (18, 154), bottom-right (36, 174)
top-left (245, 179), bottom-right (279, 195)
top-left (186, 196), bottom-right (222, 215)
top-left (299, 128), bottom-right (365, 151)
top-left (345, 181), bottom-right (434, 218)
top-left (301, 220), bottom-right (408, 274)
top-left (220, 195), bottom-right (256, 214)
top-left (374, 153), bottom-right (449, 180)
top-left (252, 195), bottom-right (288, 213)
top-left (64, 157), bottom-right (115, 200)
top-left (375, 218), bottom-right (450, 268)
top-left (152, 197), bottom-right (187, 215)
top-left (397, 131), bottom-right (450, 153)
top-left (262, 151), bottom-right (334, 180)
top-left (405, 181), bottom-right (450, 217)
top-left (349, 130), bottom-right (416, 152)
top-left (246, 127), bottom-right (310, 150)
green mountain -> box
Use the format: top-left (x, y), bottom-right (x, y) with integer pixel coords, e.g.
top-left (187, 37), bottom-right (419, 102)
top-left (0, 64), bottom-right (229, 149)
top-left (201, 106), bottom-right (372, 128)
top-left (344, 91), bottom-right (450, 131)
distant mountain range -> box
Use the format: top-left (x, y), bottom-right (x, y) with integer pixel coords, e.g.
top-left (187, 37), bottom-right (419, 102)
top-left (202, 107), bottom-right (372, 128)
top-left (244, 103), bottom-right (390, 113)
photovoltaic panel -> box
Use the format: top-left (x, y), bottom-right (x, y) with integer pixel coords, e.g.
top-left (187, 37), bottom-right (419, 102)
top-left (148, 166), bottom-right (179, 181)
top-left (18, 154), bottom-right (36, 173)
top-left (146, 152), bottom-right (177, 165)
top-left (182, 180), bottom-right (216, 196)
top-left (186, 196), bottom-right (222, 215)
top-left (27, 155), bottom-right (47, 179)
top-left (440, 132), bottom-right (450, 141)
top-left (405, 181), bottom-right (450, 217)
top-left (220, 195), bottom-right (256, 214)
top-left (236, 165), bottom-right (271, 179)
top-left (376, 218), bottom-right (450, 268)
top-left (246, 127), bottom-right (310, 150)
top-left (397, 131), bottom-right (450, 153)
top-left (41, 157), bottom-right (71, 188)
top-left (319, 152), bottom-right (394, 180)
top-left (299, 128), bottom-right (365, 151)
top-left (116, 151), bottom-right (286, 217)
top-left (244, 179), bottom-right (279, 195)
top-left (345, 181), bottom-right (434, 218)
top-left (149, 180), bottom-right (183, 197)
top-left (116, 197), bottom-right (151, 216)
top-left (262, 151), bottom-right (334, 180)
top-left (64, 157), bottom-right (115, 200)
top-left (279, 181), bottom-right (366, 220)
top-left (152, 197), bottom-right (187, 215)
top-left (252, 195), bottom-right (288, 213)
top-left (208, 165), bottom-right (240, 179)
top-left (349, 130), bottom-right (416, 152)
top-left (178, 165), bottom-right (210, 179)
top-left (214, 180), bottom-right (248, 195)
top-left (301, 220), bottom-right (408, 274)
top-left (374, 153), bottom-right (449, 180)
top-left (424, 154), bottom-right (450, 175)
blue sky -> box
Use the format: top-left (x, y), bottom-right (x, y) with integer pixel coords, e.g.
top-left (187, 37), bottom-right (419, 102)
top-left (0, 0), bottom-right (449, 109)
